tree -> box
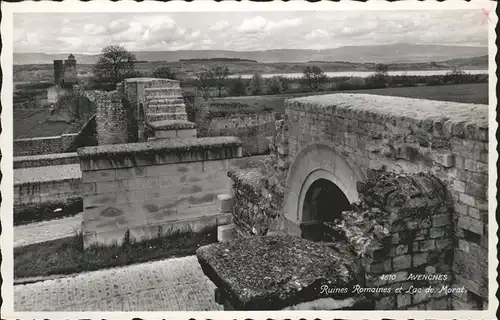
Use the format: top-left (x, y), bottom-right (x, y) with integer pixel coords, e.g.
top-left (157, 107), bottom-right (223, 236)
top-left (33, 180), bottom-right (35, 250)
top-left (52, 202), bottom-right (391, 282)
top-left (92, 45), bottom-right (138, 83)
top-left (195, 70), bottom-right (213, 99)
top-left (229, 76), bottom-right (247, 96)
top-left (153, 66), bottom-right (176, 80)
top-left (211, 66), bottom-right (230, 97)
top-left (267, 76), bottom-right (285, 94)
top-left (369, 63), bottom-right (389, 88)
top-left (249, 73), bottom-right (265, 95)
top-left (375, 63), bottom-right (389, 75)
top-left (302, 66), bottom-right (327, 91)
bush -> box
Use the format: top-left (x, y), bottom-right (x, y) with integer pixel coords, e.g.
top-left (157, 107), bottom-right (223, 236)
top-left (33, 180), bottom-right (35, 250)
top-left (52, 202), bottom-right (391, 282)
top-left (266, 76), bottom-right (286, 94)
top-left (229, 76), bottom-right (247, 96)
top-left (249, 73), bottom-right (265, 95)
top-left (153, 66), bottom-right (176, 80)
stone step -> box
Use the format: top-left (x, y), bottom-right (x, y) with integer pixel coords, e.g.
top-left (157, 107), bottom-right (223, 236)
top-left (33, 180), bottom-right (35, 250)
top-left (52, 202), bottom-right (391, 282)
top-left (147, 98), bottom-right (184, 105)
top-left (147, 105), bottom-right (186, 114)
top-left (144, 88), bottom-right (183, 97)
top-left (147, 112), bottom-right (188, 122)
top-left (147, 102), bottom-right (186, 109)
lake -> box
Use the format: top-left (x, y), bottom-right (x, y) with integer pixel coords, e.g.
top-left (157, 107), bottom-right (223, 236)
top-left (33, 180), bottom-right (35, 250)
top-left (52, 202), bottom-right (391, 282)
top-left (229, 70), bottom-right (488, 79)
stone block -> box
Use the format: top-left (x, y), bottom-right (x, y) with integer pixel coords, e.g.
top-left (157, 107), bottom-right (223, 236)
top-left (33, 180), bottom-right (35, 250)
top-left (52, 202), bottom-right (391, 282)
top-left (435, 238), bottom-right (452, 250)
top-left (457, 216), bottom-right (484, 235)
top-left (84, 192), bottom-right (117, 207)
top-left (459, 192), bottom-right (476, 207)
top-left (217, 194), bottom-right (233, 213)
top-left (82, 182), bottom-right (97, 195)
top-left (127, 177), bottom-right (159, 191)
top-left (413, 239), bottom-right (436, 252)
top-left (412, 252), bottom-right (429, 267)
top-left (467, 207), bottom-right (481, 221)
top-left (397, 294), bottom-right (412, 308)
top-left (414, 228), bottom-right (428, 240)
top-left (393, 255), bottom-right (411, 271)
top-left (217, 223), bottom-right (236, 242)
top-left (432, 213), bottom-right (450, 227)
top-left (436, 153), bottom-right (455, 168)
top-left (454, 202), bottom-right (468, 215)
top-left (81, 170), bottom-right (116, 183)
top-left (458, 239), bottom-right (470, 253)
top-left (115, 166), bottom-right (147, 180)
top-left (374, 295), bottom-right (396, 310)
top-left (429, 227), bottom-right (445, 239)
top-left (453, 180), bottom-right (466, 193)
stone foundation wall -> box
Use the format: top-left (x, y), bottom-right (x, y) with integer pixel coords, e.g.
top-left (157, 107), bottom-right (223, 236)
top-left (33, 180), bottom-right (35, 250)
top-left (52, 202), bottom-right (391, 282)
top-left (282, 94), bottom-right (488, 309)
top-left (334, 171), bottom-right (455, 310)
top-left (78, 137), bottom-right (243, 247)
top-left (14, 133), bottom-right (78, 156)
top-left (15, 178), bottom-right (82, 206)
top-left (14, 152), bottom-right (79, 168)
top-left (198, 111), bottom-right (276, 156)
top-left (95, 90), bottom-right (128, 145)
top-left (228, 168), bottom-right (283, 237)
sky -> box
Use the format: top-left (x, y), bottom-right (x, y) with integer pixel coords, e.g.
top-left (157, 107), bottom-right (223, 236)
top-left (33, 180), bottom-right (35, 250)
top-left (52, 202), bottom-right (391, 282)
top-left (13, 10), bottom-right (488, 53)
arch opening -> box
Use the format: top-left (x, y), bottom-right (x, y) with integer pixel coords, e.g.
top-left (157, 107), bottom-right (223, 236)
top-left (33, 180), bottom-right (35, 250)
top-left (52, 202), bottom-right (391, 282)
top-left (301, 178), bottom-right (352, 241)
top-left (283, 142), bottom-right (365, 240)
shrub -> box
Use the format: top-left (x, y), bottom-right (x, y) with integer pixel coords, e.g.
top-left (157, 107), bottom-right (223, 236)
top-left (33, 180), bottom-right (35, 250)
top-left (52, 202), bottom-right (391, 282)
top-left (249, 73), bottom-right (265, 95)
top-left (266, 76), bottom-right (286, 94)
top-left (229, 76), bottom-right (247, 96)
top-left (153, 66), bottom-right (176, 80)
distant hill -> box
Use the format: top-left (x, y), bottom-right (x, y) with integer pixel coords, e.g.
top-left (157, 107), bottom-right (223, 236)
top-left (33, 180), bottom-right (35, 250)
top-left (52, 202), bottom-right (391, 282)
top-left (14, 43), bottom-right (488, 65)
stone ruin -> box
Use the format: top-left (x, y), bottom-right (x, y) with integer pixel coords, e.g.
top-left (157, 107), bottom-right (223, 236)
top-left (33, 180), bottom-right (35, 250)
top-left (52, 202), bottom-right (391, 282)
top-left (197, 93), bottom-right (489, 310)
top-left (197, 169), bottom-right (455, 310)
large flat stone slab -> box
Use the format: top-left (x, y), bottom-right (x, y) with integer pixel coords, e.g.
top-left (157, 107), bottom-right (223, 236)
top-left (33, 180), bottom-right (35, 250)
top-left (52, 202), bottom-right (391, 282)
top-left (196, 234), bottom-right (362, 310)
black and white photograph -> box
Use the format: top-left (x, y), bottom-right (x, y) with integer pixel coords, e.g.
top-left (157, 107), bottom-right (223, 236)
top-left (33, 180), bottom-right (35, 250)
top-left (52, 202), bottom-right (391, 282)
top-left (1, 1), bottom-right (497, 317)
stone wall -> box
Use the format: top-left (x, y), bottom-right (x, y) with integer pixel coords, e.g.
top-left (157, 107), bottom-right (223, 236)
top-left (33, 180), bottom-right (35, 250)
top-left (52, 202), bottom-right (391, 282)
top-left (14, 152), bottom-right (79, 169)
top-left (198, 110), bottom-right (276, 156)
top-left (334, 170), bottom-right (455, 310)
top-left (78, 136), bottom-right (243, 247)
top-left (227, 167), bottom-right (283, 237)
top-left (14, 133), bottom-right (78, 156)
top-left (95, 90), bottom-right (128, 145)
top-left (14, 178), bottom-right (82, 208)
top-left (281, 93), bottom-right (488, 309)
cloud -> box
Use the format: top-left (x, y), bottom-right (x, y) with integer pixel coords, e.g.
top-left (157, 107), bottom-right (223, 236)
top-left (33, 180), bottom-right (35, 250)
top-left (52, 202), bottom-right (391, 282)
top-left (266, 18), bottom-right (303, 30)
top-left (83, 23), bottom-right (107, 35)
top-left (238, 16), bottom-right (303, 33)
top-left (238, 16), bottom-right (268, 33)
top-left (13, 11), bottom-right (488, 53)
top-left (305, 29), bottom-right (329, 40)
top-left (210, 20), bottom-right (229, 31)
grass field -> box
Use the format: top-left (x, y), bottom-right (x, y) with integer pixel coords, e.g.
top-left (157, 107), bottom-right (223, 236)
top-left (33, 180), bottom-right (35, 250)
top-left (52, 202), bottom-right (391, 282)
top-left (209, 83), bottom-right (488, 117)
top-left (14, 109), bottom-right (82, 139)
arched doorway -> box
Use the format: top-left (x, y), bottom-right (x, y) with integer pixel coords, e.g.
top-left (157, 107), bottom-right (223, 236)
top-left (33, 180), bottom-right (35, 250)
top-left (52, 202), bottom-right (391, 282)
top-left (301, 178), bottom-right (351, 241)
top-left (283, 142), bottom-right (364, 239)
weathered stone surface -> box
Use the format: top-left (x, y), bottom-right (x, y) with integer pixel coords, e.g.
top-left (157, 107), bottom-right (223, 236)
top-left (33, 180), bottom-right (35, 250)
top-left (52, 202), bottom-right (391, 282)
top-left (196, 234), bottom-right (361, 310)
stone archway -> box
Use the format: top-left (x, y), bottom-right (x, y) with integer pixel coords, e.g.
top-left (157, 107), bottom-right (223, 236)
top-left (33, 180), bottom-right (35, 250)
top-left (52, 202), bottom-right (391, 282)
top-left (283, 142), bottom-right (364, 238)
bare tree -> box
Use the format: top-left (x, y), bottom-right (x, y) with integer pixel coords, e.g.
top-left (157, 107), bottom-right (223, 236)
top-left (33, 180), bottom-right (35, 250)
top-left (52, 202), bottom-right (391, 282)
top-left (196, 70), bottom-right (214, 99)
top-left (375, 63), bottom-right (389, 75)
top-left (211, 66), bottom-right (230, 97)
top-left (92, 45), bottom-right (138, 83)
